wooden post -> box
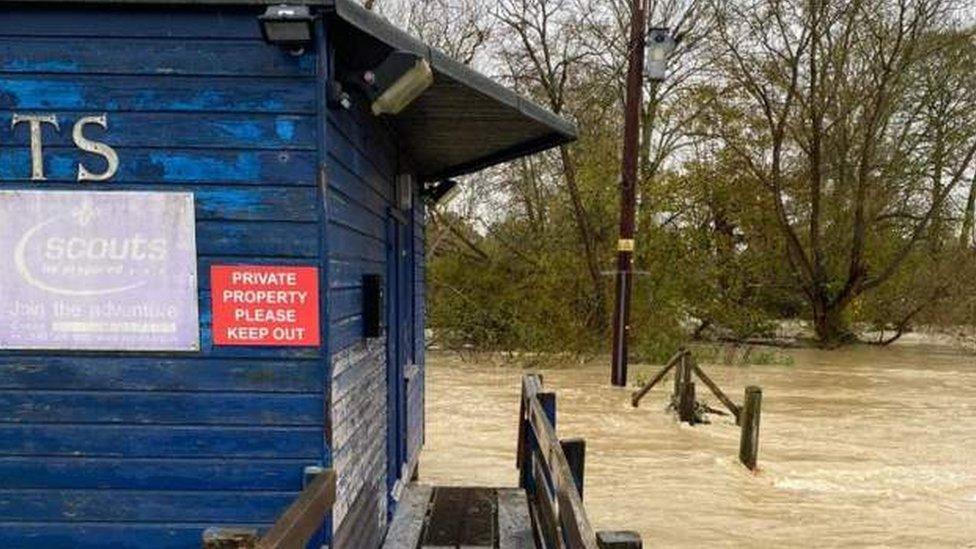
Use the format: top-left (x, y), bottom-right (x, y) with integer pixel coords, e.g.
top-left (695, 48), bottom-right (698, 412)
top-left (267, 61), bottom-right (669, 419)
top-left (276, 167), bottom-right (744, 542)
top-left (691, 361), bottom-right (742, 423)
top-left (681, 352), bottom-right (692, 388)
top-left (532, 391), bottom-right (560, 547)
top-left (739, 386), bottom-right (762, 470)
top-left (560, 438), bottom-right (586, 499)
top-left (540, 392), bottom-right (557, 429)
top-left (631, 351), bottom-right (684, 407)
top-left (517, 381), bottom-right (530, 490)
top-left (672, 352), bottom-right (684, 399)
top-left (533, 392), bottom-right (557, 494)
top-left (518, 375), bottom-right (545, 492)
top-left (678, 381), bottom-right (696, 424)
top-left (597, 531), bottom-right (642, 548)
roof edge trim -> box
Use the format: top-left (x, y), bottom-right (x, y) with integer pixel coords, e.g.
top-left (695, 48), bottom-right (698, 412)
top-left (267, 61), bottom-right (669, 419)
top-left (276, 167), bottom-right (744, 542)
top-left (324, 0), bottom-right (578, 142)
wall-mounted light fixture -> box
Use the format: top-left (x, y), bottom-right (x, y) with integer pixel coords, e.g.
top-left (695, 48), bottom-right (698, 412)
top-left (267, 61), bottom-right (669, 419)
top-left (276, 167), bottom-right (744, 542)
top-left (422, 180), bottom-right (459, 205)
top-left (259, 5), bottom-right (315, 53)
top-left (362, 51), bottom-right (434, 116)
top-left (645, 27), bottom-right (677, 82)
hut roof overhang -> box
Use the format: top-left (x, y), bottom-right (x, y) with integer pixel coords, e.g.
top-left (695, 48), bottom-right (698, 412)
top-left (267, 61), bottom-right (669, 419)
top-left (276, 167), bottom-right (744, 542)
top-left (4, 0), bottom-right (579, 181)
top-left (324, 0), bottom-right (579, 181)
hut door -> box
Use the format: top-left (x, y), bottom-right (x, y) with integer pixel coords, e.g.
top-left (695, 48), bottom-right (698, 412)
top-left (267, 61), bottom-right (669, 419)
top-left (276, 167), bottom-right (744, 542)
top-left (385, 210), bottom-right (410, 501)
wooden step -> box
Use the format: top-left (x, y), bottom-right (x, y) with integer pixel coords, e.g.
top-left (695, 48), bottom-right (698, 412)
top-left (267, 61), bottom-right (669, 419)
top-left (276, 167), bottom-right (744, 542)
top-left (382, 485), bottom-right (535, 549)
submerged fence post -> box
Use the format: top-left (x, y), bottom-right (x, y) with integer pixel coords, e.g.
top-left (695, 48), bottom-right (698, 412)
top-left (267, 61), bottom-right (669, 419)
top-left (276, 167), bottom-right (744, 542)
top-left (678, 381), bottom-right (696, 424)
top-left (677, 353), bottom-right (695, 423)
top-left (739, 386), bottom-right (763, 470)
top-left (672, 351), bottom-right (684, 398)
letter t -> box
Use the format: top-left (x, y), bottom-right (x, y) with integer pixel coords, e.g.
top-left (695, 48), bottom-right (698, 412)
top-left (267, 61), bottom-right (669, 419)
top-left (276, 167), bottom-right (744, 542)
top-left (12, 114), bottom-right (60, 181)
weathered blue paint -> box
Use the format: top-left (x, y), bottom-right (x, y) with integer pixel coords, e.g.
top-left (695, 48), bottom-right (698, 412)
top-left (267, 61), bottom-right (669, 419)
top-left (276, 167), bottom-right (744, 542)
top-left (0, 4), bottom-right (428, 547)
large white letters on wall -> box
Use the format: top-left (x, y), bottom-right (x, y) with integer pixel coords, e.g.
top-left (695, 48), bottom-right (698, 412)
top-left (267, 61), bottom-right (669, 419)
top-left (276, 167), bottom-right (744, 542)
top-left (8, 113), bottom-right (120, 182)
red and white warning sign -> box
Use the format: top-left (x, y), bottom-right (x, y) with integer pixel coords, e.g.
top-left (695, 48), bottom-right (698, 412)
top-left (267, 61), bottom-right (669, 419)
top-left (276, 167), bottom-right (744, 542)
top-left (211, 265), bottom-right (320, 347)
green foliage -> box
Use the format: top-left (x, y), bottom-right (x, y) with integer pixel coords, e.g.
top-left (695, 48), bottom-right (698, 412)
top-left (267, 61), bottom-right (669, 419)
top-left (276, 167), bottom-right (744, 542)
top-left (424, 1), bottom-right (976, 354)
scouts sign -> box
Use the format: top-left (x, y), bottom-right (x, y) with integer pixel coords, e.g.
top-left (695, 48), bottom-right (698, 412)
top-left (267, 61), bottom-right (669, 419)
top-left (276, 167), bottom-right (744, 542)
top-left (0, 191), bottom-right (200, 351)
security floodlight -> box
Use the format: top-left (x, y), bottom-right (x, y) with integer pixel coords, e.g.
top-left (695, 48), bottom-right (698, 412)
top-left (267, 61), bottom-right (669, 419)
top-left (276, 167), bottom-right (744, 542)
top-left (259, 5), bottom-right (315, 50)
top-left (645, 27), bottom-right (677, 82)
top-left (363, 51), bottom-right (434, 116)
top-left (423, 179), bottom-right (460, 204)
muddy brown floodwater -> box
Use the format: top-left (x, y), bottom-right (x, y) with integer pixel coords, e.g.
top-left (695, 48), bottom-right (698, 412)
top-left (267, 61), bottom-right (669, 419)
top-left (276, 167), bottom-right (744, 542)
top-left (418, 345), bottom-right (976, 547)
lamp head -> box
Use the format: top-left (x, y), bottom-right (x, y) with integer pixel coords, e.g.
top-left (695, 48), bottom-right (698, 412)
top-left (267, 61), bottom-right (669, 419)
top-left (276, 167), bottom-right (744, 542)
top-left (361, 51), bottom-right (434, 116)
top-left (645, 27), bottom-right (677, 82)
top-left (259, 5), bottom-right (315, 50)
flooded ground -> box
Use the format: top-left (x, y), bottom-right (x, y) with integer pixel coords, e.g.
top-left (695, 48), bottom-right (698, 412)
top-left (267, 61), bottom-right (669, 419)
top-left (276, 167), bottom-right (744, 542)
top-left (418, 345), bottom-right (976, 547)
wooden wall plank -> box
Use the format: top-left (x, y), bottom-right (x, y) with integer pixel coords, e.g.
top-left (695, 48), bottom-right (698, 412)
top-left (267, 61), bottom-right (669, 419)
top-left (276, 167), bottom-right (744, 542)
top-left (328, 109), bottom-right (397, 182)
top-left (0, 457), bottom-right (306, 491)
top-left (0, 425), bottom-right (321, 459)
top-left (0, 38), bottom-right (315, 77)
top-left (0, 392), bottom-right (322, 426)
top-left (196, 221), bottom-right (320, 258)
top-left (0, 523), bottom-right (229, 549)
top-left (0, 490), bottom-right (295, 523)
top-left (329, 258), bottom-right (385, 291)
top-left (0, 357), bottom-right (320, 393)
top-left (0, 149), bottom-right (317, 185)
top-left (328, 188), bottom-right (387, 240)
top-left (328, 160), bottom-right (389, 219)
top-left (0, 8), bottom-right (264, 39)
top-left (0, 75), bottom-right (316, 113)
top-left (329, 287), bottom-right (363, 324)
top-left (328, 222), bottom-right (386, 263)
top-left (0, 112), bottom-right (316, 150)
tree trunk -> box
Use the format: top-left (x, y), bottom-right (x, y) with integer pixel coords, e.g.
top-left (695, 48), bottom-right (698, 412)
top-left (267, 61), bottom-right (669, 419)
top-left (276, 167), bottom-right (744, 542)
top-left (559, 145), bottom-right (608, 329)
top-left (811, 299), bottom-right (855, 348)
top-left (961, 176), bottom-right (976, 249)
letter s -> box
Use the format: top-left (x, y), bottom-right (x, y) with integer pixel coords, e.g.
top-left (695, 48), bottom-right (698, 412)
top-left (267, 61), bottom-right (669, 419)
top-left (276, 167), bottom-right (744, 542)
top-left (45, 237), bottom-right (65, 260)
top-left (73, 114), bottom-right (119, 182)
top-left (148, 239), bottom-right (168, 261)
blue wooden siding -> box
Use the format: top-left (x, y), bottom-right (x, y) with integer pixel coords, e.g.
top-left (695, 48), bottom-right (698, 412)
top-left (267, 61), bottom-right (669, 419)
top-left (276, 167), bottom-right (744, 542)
top-left (326, 91), bottom-right (398, 547)
top-left (0, 5), bottom-right (430, 548)
top-left (0, 7), bottom-right (327, 548)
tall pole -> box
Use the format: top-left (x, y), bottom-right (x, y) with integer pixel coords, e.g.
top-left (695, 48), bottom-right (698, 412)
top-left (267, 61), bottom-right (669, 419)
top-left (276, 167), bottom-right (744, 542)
top-left (611, 0), bottom-right (647, 387)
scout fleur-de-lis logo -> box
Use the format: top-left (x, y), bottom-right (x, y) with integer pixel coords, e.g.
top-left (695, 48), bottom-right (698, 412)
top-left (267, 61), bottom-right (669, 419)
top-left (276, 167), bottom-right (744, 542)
top-left (72, 200), bottom-right (98, 227)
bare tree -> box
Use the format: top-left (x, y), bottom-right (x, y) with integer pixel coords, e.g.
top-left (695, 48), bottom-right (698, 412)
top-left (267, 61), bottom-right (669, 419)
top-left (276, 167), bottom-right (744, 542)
top-left (381, 0), bottom-right (492, 65)
top-left (494, 0), bottom-right (612, 328)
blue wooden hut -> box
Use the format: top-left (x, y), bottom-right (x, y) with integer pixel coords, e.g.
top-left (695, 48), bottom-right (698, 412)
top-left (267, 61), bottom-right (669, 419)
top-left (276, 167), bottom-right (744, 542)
top-left (0, 1), bottom-right (575, 547)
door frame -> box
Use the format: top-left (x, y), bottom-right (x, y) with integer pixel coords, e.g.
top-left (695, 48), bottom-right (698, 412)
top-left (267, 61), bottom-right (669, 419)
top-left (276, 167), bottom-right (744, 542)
top-left (385, 208), bottom-right (410, 509)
